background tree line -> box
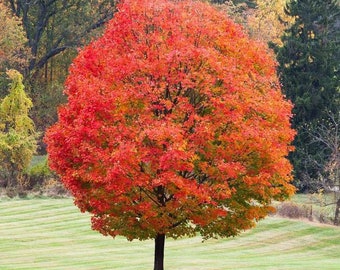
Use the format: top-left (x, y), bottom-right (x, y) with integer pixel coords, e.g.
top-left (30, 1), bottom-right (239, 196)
top-left (0, 0), bottom-right (339, 212)
top-left (0, 0), bottom-right (117, 136)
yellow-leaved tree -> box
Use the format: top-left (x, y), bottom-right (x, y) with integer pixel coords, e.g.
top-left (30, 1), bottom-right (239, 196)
top-left (0, 70), bottom-right (37, 189)
top-left (247, 0), bottom-right (294, 46)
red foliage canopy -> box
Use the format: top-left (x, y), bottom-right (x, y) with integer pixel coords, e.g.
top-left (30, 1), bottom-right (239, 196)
top-left (45, 0), bottom-right (295, 241)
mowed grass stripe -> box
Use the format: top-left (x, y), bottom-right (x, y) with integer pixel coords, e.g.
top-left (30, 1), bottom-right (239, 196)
top-left (1, 198), bottom-right (340, 269)
top-left (0, 198), bottom-right (75, 216)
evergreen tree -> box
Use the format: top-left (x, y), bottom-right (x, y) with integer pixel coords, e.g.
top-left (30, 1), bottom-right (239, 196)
top-left (276, 0), bottom-right (340, 191)
top-left (0, 70), bottom-right (37, 188)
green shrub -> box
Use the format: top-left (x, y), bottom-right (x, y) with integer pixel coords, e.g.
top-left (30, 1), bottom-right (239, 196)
top-left (26, 156), bottom-right (52, 189)
top-left (25, 156), bottom-right (67, 197)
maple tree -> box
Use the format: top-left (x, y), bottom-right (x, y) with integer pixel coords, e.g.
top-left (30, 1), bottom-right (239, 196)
top-left (45, 0), bottom-right (295, 269)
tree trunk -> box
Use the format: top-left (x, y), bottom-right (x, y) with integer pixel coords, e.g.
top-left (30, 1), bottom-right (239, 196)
top-left (334, 198), bottom-right (340, 226)
top-left (154, 233), bottom-right (165, 270)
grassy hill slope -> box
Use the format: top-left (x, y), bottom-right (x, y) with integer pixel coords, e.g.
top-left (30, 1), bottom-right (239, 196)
top-left (0, 198), bottom-right (339, 269)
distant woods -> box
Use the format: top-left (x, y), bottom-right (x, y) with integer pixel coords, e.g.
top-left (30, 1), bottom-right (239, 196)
top-left (0, 0), bottom-right (117, 136)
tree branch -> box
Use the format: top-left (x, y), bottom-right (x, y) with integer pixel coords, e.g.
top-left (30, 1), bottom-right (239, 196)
top-left (139, 187), bottom-right (163, 207)
top-left (34, 46), bottom-right (68, 70)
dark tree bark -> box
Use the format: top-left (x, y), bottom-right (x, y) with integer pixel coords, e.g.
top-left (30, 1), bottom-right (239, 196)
top-left (154, 233), bottom-right (165, 270)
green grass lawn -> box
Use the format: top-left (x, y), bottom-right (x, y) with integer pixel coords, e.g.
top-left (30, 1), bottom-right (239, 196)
top-left (0, 198), bottom-right (339, 269)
